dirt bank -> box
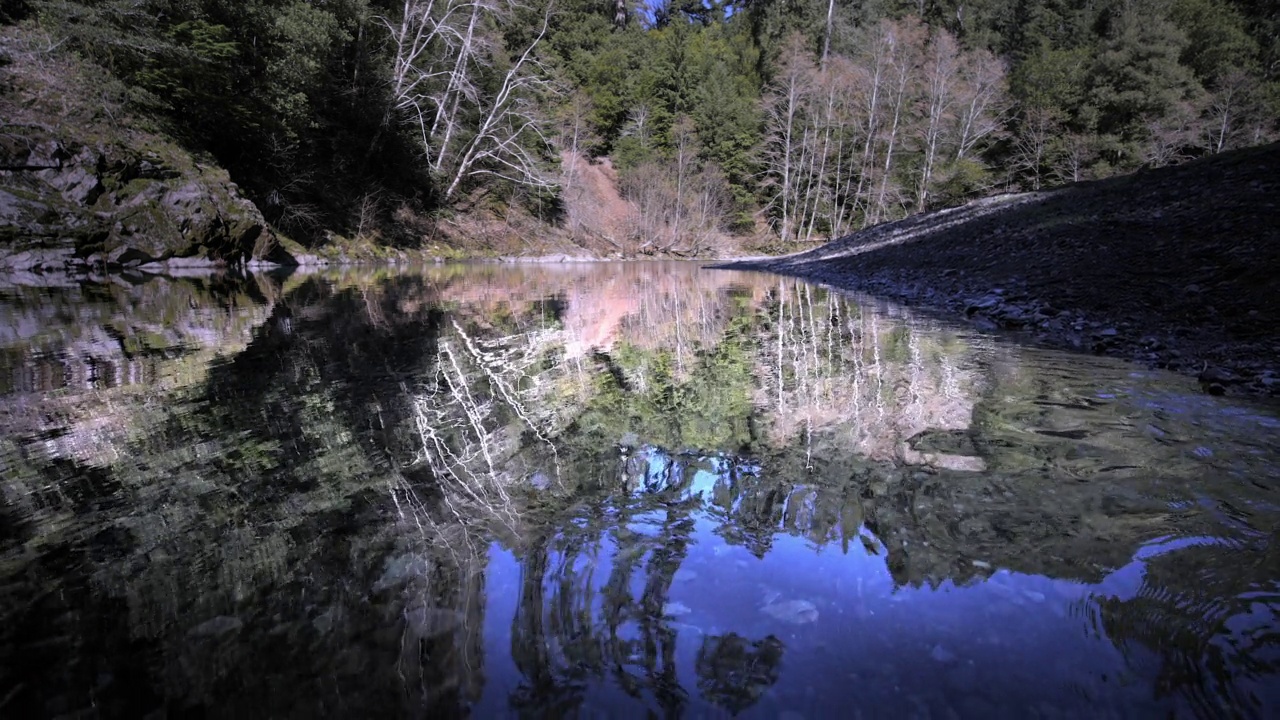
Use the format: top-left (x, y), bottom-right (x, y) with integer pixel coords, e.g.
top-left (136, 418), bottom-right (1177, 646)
top-left (713, 143), bottom-right (1280, 397)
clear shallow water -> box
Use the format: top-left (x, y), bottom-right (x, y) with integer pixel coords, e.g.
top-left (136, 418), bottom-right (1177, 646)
top-left (0, 262), bottom-right (1277, 718)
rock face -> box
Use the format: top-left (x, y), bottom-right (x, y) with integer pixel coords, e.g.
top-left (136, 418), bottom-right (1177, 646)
top-left (0, 32), bottom-right (310, 273)
top-left (0, 131), bottom-right (304, 272)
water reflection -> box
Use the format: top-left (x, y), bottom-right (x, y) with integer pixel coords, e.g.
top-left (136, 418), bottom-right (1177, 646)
top-left (0, 263), bottom-right (1277, 718)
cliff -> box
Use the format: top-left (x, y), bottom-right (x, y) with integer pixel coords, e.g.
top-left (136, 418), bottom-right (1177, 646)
top-left (0, 27), bottom-right (316, 274)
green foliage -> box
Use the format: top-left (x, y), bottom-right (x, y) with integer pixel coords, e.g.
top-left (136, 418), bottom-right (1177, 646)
top-left (932, 157), bottom-right (996, 207)
top-left (29, 0), bottom-right (417, 245)
top-left (14, 0), bottom-right (1278, 248)
top-left (1089, 11), bottom-right (1199, 148)
top-left (261, 1), bottom-right (343, 135)
top-left (570, 316), bottom-right (757, 454)
top-left (1170, 0), bottom-right (1259, 82)
top-left (684, 17), bottom-right (763, 205)
top-left (133, 20), bottom-right (245, 134)
top-left (1012, 45), bottom-right (1092, 127)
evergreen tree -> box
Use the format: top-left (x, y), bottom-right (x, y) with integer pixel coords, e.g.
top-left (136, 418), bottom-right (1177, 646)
top-left (11, 0), bottom-right (1277, 248)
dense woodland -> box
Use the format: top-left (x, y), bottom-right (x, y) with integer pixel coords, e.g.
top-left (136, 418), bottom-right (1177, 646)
top-left (3, 0), bottom-right (1277, 249)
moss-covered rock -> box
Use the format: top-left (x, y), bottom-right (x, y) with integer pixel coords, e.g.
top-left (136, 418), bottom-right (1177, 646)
top-left (0, 129), bottom-right (288, 270)
top-left (0, 26), bottom-right (298, 272)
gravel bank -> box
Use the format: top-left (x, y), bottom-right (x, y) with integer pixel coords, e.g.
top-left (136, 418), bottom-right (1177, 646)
top-left (712, 143), bottom-right (1280, 397)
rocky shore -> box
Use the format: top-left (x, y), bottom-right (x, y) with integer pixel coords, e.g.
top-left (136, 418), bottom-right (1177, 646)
top-left (0, 28), bottom-right (303, 274)
top-left (713, 144), bottom-right (1280, 397)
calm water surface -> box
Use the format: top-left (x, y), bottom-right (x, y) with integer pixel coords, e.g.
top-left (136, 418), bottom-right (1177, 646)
top-left (1, 263), bottom-right (1277, 719)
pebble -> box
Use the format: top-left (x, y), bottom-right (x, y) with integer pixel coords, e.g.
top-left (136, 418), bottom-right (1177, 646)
top-left (312, 608), bottom-right (337, 634)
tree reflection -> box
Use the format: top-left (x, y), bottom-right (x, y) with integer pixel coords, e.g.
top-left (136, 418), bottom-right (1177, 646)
top-left (696, 632), bottom-right (786, 715)
top-left (507, 446), bottom-right (787, 716)
top-left (2, 263), bottom-right (1278, 717)
top-left (1094, 539), bottom-right (1280, 718)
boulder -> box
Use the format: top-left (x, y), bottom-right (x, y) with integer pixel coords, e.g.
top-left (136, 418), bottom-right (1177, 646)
top-left (1, 131), bottom-right (285, 273)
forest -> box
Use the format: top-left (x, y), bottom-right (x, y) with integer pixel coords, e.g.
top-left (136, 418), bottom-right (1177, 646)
top-left (3, 0), bottom-right (1277, 252)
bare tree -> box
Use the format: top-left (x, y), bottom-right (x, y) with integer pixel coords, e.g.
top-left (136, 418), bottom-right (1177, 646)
top-left (871, 18), bottom-right (923, 225)
top-left (800, 61), bottom-right (844, 242)
top-left (1054, 133), bottom-right (1095, 183)
top-left (823, 56), bottom-right (859, 240)
top-left (953, 47), bottom-right (1006, 161)
top-left (558, 91), bottom-right (595, 189)
top-left (618, 157), bottom-right (727, 255)
top-left (355, 190), bottom-right (384, 240)
top-left (620, 103), bottom-right (653, 152)
top-left (1199, 69), bottom-right (1274, 155)
top-left (685, 165), bottom-right (729, 253)
top-left (1011, 106), bottom-right (1058, 190)
top-left (760, 18), bottom-right (1005, 239)
top-left (851, 25), bottom-right (890, 226)
top-left (821, 0), bottom-right (836, 67)
top-left (1144, 101), bottom-right (1194, 168)
top-left (916, 30), bottom-right (959, 212)
top-left (669, 116), bottom-right (699, 246)
top-left (762, 36), bottom-right (816, 241)
top-left (380, 0), bottom-right (557, 202)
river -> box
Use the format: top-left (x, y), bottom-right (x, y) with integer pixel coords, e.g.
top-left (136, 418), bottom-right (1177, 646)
top-left (1, 262), bottom-right (1277, 718)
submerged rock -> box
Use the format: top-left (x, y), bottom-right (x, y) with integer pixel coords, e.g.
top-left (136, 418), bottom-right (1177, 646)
top-left (964, 294), bottom-right (1003, 316)
top-left (189, 615), bottom-right (243, 637)
top-left (404, 603), bottom-right (465, 639)
top-left (761, 599), bottom-right (819, 625)
top-left (374, 553), bottom-right (432, 591)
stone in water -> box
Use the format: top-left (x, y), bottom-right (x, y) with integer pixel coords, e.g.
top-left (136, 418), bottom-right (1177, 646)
top-left (761, 599), bottom-right (819, 625)
top-left (189, 615), bottom-right (243, 637)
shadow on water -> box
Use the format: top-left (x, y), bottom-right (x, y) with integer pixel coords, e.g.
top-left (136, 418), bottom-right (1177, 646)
top-left (0, 262), bottom-right (1277, 718)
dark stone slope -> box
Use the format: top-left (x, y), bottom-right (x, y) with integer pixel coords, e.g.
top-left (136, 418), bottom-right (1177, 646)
top-left (716, 143), bottom-right (1280, 396)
